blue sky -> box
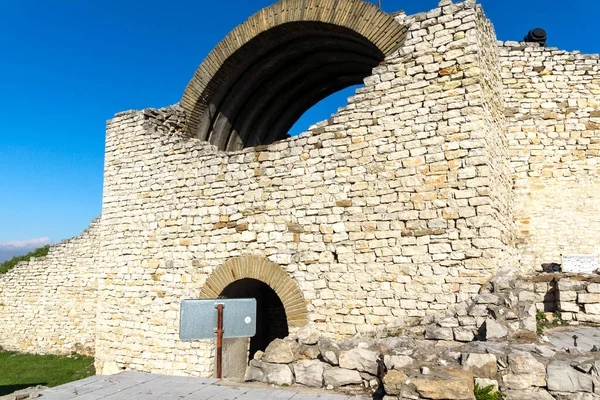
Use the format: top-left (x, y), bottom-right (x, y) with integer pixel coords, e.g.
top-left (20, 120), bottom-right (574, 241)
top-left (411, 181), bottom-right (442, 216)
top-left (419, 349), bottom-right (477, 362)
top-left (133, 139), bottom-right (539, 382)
top-left (0, 0), bottom-right (597, 252)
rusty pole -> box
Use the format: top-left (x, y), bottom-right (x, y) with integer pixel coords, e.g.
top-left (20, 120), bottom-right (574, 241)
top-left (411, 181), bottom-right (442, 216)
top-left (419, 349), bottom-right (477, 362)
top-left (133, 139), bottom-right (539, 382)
top-left (216, 304), bottom-right (224, 379)
top-left (378, 0), bottom-right (381, 8)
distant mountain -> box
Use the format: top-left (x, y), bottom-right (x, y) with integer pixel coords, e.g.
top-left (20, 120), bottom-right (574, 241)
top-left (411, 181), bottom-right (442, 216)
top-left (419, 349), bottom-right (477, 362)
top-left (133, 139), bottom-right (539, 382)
top-left (0, 237), bottom-right (52, 263)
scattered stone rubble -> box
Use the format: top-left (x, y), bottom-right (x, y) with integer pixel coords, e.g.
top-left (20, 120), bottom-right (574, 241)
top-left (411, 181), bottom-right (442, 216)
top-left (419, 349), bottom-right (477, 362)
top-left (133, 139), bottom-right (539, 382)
top-left (245, 324), bottom-right (600, 399)
top-left (246, 270), bottom-right (600, 399)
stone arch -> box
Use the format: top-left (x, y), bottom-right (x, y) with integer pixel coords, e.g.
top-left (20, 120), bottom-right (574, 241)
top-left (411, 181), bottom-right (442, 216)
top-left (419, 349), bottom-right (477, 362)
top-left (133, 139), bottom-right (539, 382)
top-left (181, 0), bottom-right (408, 151)
top-left (200, 255), bottom-right (308, 327)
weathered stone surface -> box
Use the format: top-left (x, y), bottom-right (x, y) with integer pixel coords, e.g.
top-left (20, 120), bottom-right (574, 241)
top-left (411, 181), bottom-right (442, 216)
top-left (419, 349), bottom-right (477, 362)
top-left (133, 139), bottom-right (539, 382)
top-left (384, 355), bottom-right (414, 370)
top-left (454, 327), bottom-right (476, 342)
top-left (245, 360), bottom-right (294, 386)
top-left (425, 324), bottom-right (454, 341)
top-left (462, 353), bottom-right (497, 378)
top-left (262, 339), bottom-right (301, 364)
top-left (293, 360), bottom-right (324, 387)
top-left (411, 369), bottom-right (474, 400)
top-left (502, 352), bottom-right (546, 389)
top-left (484, 319), bottom-right (509, 340)
top-left (503, 373), bottom-right (546, 390)
top-left (503, 389), bottom-right (554, 400)
top-left (299, 344), bottom-right (321, 359)
top-left (319, 340), bottom-right (340, 366)
top-left (547, 361), bottom-right (593, 393)
top-left (382, 370), bottom-right (410, 396)
top-left (509, 352), bottom-right (546, 375)
top-left (296, 326), bottom-right (320, 345)
top-left (338, 348), bottom-right (378, 375)
top-left (323, 367), bottom-right (362, 387)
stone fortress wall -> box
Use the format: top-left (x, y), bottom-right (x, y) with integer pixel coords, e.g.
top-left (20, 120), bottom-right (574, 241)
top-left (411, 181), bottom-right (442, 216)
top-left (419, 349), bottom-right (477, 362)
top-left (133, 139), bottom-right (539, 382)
top-left (501, 42), bottom-right (600, 269)
top-left (0, 0), bottom-right (599, 380)
top-left (0, 218), bottom-right (100, 355)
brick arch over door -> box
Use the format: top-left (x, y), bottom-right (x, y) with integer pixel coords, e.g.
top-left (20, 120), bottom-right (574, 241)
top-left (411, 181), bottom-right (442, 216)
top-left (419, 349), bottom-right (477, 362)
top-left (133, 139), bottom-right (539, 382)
top-left (199, 255), bottom-right (308, 327)
top-left (180, 0), bottom-right (408, 151)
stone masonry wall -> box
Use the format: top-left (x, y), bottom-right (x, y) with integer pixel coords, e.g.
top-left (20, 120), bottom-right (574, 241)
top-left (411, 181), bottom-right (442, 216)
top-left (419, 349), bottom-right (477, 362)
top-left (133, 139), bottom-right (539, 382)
top-left (501, 42), bottom-right (600, 270)
top-left (94, 1), bottom-right (515, 377)
top-left (0, 219), bottom-right (100, 355)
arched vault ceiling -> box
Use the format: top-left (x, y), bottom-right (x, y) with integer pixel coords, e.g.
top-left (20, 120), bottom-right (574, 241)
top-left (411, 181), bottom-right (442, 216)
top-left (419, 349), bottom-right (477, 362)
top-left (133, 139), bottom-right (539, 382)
top-left (181, 0), bottom-right (408, 151)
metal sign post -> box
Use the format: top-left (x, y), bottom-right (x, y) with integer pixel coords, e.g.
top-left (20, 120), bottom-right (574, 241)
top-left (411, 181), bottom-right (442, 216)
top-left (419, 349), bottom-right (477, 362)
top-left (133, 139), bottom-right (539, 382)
top-left (179, 298), bottom-right (257, 379)
top-left (216, 303), bottom-right (224, 378)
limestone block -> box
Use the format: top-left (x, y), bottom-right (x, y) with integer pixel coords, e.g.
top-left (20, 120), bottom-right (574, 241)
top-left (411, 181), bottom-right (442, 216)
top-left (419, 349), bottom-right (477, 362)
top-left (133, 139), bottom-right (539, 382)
top-left (323, 367), bottom-right (362, 387)
top-left (411, 369), bottom-right (474, 400)
top-left (579, 293), bottom-right (600, 304)
top-left (483, 319), bottom-right (508, 340)
top-left (425, 324), bottom-right (454, 341)
top-left (384, 355), bottom-right (414, 370)
top-left (547, 361), bottom-right (593, 393)
top-left (462, 353), bottom-right (498, 378)
top-left (293, 360), bottom-right (324, 387)
top-left (503, 389), bottom-right (554, 400)
top-left (338, 347), bottom-right (379, 375)
top-left (584, 304), bottom-right (600, 315)
top-left (245, 360), bottom-right (294, 386)
top-left (262, 339), bottom-right (301, 364)
top-left (296, 326), bottom-right (320, 345)
top-left (382, 370), bottom-right (410, 396)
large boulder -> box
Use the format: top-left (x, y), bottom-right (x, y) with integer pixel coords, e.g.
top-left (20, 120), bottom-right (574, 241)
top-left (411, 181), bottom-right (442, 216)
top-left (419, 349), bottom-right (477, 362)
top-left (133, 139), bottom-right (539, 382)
top-left (319, 339), bottom-right (341, 365)
top-left (547, 360), bottom-right (593, 393)
top-left (296, 326), bottom-right (320, 345)
top-left (261, 339), bottom-right (301, 364)
top-left (299, 344), bottom-right (321, 360)
top-left (502, 352), bottom-right (546, 389)
top-left (338, 348), bottom-right (379, 375)
top-left (245, 360), bottom-right (294, 386)
top-left (411, 369), bottom-right (474, 400)
top-left (382, 370), bottom-right (410, 396)
top-left (293, 360), bottom-right (324, 388)
top-left (384, 354), bottom-right (414, 370)
top-left (425, 324), bottom-right (454, 341)
top-left (483, 319), bottom-right (508, 340)
top-left (503, 374), bottom-right (546, 390)
top-left (509, 352), bottom-right (546, 375)
top-left (462, 353), bottom-right (497, 378)
top-left (323, 367), bottom-right (362, 387)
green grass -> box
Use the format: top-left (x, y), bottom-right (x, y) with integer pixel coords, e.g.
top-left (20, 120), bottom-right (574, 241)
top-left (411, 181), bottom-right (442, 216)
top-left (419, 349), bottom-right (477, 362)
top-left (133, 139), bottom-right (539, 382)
top-left (0, 245), bottom-right (50, 275)
top-left (0, 351), bottom-right (95, 396)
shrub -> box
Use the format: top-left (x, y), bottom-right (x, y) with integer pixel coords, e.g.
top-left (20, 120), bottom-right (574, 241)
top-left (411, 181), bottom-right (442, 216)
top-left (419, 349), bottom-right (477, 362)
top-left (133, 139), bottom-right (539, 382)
top-left (474, 382), bottom-right (505, 400)
top-left (0, 245), bottom-right (50, 275)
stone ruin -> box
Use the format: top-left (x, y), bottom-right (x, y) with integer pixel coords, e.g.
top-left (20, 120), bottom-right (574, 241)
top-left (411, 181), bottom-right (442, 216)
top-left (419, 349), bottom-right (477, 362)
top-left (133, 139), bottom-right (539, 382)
top-left (1, 0), bottom-right (600, 398)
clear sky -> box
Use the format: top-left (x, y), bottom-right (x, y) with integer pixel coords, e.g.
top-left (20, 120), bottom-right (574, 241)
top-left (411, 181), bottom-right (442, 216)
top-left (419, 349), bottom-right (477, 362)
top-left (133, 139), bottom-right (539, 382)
top-left (0, 0), bottom-right (597, 251)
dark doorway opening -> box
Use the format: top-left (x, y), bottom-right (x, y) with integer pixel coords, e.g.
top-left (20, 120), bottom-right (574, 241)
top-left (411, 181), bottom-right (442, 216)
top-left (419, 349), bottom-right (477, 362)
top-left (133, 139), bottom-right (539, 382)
top-left (221, 278), bottom-right (289, 360)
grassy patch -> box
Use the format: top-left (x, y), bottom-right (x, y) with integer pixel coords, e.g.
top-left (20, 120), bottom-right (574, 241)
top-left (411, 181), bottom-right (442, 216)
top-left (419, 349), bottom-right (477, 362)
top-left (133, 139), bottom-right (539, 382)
top-left (0, 351), bottom-right (95, 396)
top-left (0, 245), bottom-right (50, 275)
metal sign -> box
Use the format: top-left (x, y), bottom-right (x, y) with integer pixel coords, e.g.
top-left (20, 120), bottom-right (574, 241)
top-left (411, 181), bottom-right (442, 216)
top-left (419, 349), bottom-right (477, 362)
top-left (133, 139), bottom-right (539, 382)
top-left (179, 298), bottom-right (257, 341)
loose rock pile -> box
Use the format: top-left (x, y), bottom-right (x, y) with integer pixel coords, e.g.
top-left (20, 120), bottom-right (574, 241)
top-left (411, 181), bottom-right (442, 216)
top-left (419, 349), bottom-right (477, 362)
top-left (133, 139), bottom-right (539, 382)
top-left (246, 269), bottom-right (600, 398)
top-left (245, 325), bottom-right (600, 399)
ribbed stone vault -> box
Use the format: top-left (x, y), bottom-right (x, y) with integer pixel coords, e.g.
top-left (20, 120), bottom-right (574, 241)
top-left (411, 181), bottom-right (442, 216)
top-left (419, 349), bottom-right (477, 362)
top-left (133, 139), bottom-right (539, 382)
top-left (181, 0), bottom-right (407, 151)
top-left (200, 255), bottom-right (308, 327)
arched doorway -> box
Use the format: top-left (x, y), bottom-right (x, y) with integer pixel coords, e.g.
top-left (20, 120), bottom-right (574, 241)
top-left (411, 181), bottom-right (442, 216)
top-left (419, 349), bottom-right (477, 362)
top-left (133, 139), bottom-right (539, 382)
top-left (221, 278), bottom-right (289, 359)
top-left (200, 255), bottom-right (307, 380)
